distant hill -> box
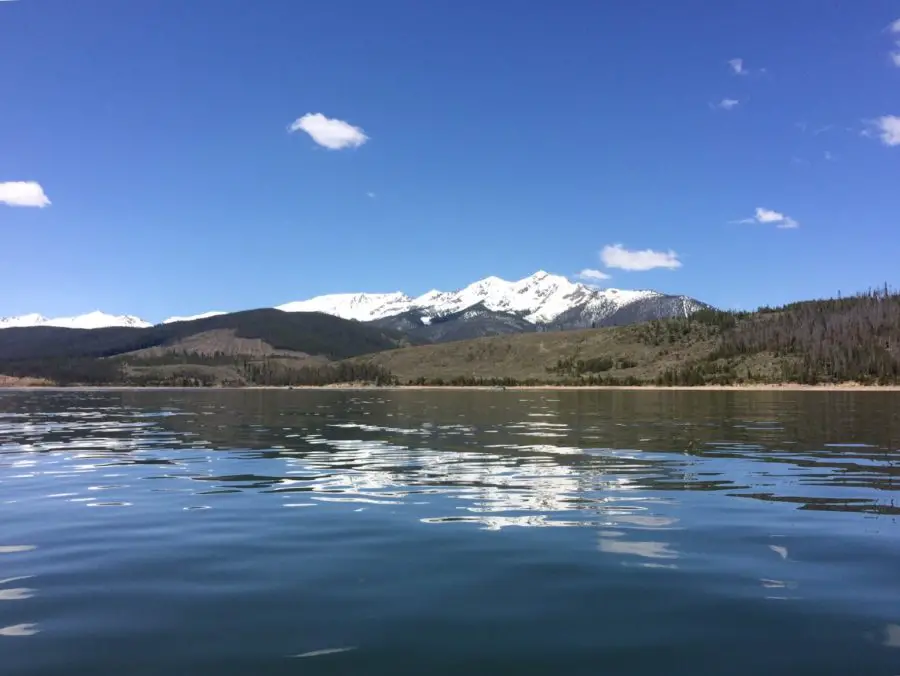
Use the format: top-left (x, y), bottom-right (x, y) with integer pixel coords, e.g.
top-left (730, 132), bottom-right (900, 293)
top-left (0, 309), bottom-right (408, 361)
top-left (0, 309), bottom-right (409, 386)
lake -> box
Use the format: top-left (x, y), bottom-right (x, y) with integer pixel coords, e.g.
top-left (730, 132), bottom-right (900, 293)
top-left (1, 389), bottom-right (899, 675)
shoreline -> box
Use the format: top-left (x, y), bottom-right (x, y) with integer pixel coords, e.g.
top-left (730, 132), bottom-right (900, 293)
top-left (3, 383), bottom-right (900, 392)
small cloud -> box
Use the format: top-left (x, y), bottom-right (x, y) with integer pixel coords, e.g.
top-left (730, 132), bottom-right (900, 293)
top-left (866, 115), bottom-right (900, 147)
top-left (790, 156), bottom-right (810, 167)
top-left (728, 57), bottom-right (765, 76)
top-left (366, 191), bottom-right (376, 198)
top-left (892, 50), bottom-right (900, 67)
top-left (728, 58), bottom-right (746, 75)
top-left (0, 181), bottom-right (51, 208)
top-left (888, 17), bottom-right (900, 33)
top-left (824, 150), bottom-right (834, 161)
top-left (288, 113), bottom-right (368, 150)
top-left (577, 268), bottom-right (611, 282)
top-left (600, 244), bottom-right (682, 272)
top-left (712, 98), bottom-right (740, 111)
top-left (733, 207), bottom-right (799, 229)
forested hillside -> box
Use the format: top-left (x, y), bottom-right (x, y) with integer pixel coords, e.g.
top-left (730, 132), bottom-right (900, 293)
top-left (354, 289), bottom-right (900, 386)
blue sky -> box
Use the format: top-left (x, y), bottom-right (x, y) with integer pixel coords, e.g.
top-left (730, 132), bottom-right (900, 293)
top-left (1, 0), bottom-right (899, 322)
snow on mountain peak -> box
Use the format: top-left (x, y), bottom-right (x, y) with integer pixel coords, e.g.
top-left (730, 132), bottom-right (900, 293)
top-left (162, 311), bottom-right (228, 324)
top-left (0, 311), bottom-right (151, 330)
top-left (275, 270), bottom-right (669, 325)
top-left (0, 313), bottom-right (49, 329)
top-left (276, 291), bottom-right (412, 322)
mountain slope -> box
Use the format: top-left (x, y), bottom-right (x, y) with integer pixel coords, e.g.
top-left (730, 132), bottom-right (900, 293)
top-left (372, 302), bottom-right (538, 343)
top-left (548, 293), bottom-right (710, 330)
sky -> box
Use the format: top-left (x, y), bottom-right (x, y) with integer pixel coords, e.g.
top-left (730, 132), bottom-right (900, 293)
top-left (1, 0), bottom-right (899, 322)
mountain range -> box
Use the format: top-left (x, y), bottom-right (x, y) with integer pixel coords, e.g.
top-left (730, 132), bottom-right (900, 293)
top-left (1, 271), bottom-right (709, 341)
top-left (2, 283), bottom-right (897, 388)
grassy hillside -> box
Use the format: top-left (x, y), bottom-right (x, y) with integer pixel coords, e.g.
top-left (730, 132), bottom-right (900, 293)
top-left (350, 291), bottom-right (900, 386)
top-left (349, 317), bottom-right (718, 384)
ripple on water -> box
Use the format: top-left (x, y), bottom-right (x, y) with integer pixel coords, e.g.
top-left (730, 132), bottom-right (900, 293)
top-left (1, 390), bottom-right (900, 673)
top-left (0, 546), bottom-right (36, 554)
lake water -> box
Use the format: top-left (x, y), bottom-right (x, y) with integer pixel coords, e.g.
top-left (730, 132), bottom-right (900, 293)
top-left (1, 389), bottom-right (900, 675)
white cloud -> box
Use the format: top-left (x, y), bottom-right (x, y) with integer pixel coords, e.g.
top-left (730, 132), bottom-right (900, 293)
top-left (734, 207), bottom-right (799, 229)
top-left (577, 268), bottom-right (611, 282)
top-left (288, 113), bottom-right (368, 150)
top-left (714, 98), bottom-right (740, 111)
top-left (728, 58), bottom-right (746, 75)
top-left (366, 191), bottom-right (376, 198)
top-left (824, 150), bottom-right (834, 161)
top-left (600, 244), bottom-right (682, 271)
top-left (0, 181), bottom-right (51, 208)
top-left (755, 207), bottom-right (786, 223)
top-left (889, 18), bottom-right (900, 33)
top-left (868, 115), bottom-right (900, 146)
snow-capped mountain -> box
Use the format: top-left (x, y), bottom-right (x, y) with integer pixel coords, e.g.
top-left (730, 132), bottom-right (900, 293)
top-left (0, 311), bottom-right (151, 330)
top-left (276, 271), bottom-right (702, 330)
top-left (162, 311), bottom-right (228, 324)
top-left (1, 271), bottom-right (709, 340)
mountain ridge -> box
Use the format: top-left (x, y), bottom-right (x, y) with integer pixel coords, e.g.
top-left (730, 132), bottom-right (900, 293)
top-left (274, 270), bottom-right (671, 325)
top-left (2, 271), bottom-right (709, 332)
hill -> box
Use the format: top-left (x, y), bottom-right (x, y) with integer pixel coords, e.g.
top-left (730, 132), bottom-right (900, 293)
top-left (349, 289), bottom-right (900, 386)
top-left (0, 309), bottom-right (410, 386)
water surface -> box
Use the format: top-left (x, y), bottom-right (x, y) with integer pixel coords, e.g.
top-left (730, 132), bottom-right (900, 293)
top-left (2, 389), bottom-right (900, 675)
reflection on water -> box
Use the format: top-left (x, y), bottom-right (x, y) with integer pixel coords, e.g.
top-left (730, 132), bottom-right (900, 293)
top-left (1, 389), bottom-right (900, 675)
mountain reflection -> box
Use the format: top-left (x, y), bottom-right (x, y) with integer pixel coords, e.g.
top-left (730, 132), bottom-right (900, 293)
top-left (2, 389), bottom-right (900, 528)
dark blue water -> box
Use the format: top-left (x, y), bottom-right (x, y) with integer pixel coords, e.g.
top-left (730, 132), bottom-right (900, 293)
top-left (2, 389), bottom-right (900, 675)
